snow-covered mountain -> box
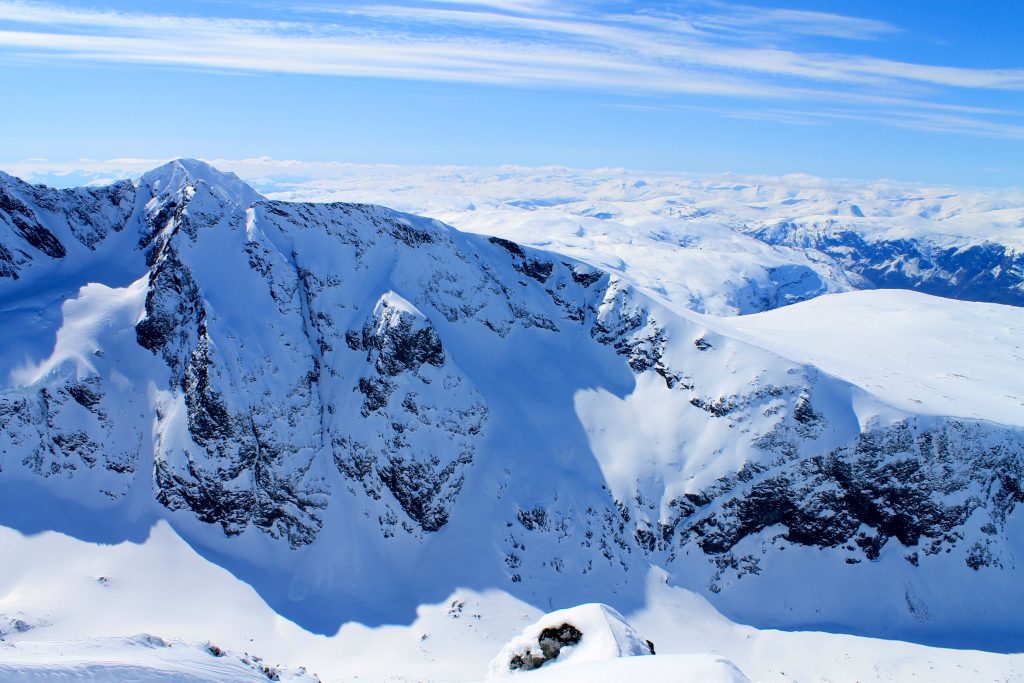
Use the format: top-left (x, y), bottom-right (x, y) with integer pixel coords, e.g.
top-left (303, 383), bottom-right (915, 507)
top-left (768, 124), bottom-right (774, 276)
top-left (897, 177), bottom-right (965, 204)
top-left (1, 160), bottom-right (1022, 677)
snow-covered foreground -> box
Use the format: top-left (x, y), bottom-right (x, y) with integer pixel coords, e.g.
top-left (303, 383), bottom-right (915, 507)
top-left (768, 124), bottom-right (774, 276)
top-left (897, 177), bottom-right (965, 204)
top-left (2, 522), bottom-right (1021, 682)
top-left (0, 636), bottom-right (319, 683)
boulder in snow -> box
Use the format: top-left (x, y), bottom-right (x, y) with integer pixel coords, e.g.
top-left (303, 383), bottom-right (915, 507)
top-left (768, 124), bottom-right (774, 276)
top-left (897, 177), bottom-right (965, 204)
top-left (487, 603), bottom-right (654, 677)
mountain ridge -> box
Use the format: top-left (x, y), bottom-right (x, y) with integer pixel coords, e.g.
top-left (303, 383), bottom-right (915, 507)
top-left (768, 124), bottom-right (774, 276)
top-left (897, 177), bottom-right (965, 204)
top-left (0, 161), bottom-right (1022, 650)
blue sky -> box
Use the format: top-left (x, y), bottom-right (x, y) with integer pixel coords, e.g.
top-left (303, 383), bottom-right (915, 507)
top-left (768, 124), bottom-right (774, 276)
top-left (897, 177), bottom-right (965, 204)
top-left (0, 0), bottom-right (1022, 185)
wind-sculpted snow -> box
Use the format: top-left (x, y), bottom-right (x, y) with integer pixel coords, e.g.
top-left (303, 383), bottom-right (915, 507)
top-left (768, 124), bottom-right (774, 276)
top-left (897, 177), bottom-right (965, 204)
top-left (0, 161), bottom-right (1022, 651)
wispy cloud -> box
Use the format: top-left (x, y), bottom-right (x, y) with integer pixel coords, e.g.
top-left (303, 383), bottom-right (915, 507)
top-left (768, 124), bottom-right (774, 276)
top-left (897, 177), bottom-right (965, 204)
top-left (416, 0), bottom-right (559, 12)
top-left (0, 0), bottom-right (1021, 139)
top-left (689, 4), bottom-right (901, 41)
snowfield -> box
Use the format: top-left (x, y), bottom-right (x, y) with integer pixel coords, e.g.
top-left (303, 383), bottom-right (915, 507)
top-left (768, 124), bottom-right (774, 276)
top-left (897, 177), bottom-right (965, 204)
top-left (1, 159), bottom-right (1022, 681)
top-left (0, 636), bottom-right (320, 683)
top-left (2, 523), bottom-right (1022, 682)
top-left (711, 289), bottom-right (1024, 427)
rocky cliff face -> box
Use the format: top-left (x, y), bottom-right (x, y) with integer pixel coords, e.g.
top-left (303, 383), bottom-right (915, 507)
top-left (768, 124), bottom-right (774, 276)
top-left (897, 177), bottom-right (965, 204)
top-left (0, 173), bottom-right (133, 276)
top-left (341, 291), bottom-right (486, 533)
top-left (0, 160), bottom-right (1021, 646)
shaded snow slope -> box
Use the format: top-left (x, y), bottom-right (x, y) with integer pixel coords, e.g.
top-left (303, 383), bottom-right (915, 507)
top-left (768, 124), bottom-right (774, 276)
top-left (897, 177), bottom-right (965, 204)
top-left (0, 161), bottom-right (1022, 653)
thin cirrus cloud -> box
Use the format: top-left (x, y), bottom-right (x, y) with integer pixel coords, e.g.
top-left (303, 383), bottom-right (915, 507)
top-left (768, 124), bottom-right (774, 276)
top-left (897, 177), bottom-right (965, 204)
top-left (688, 6), bottom-right (901, 41)
top-left (0, 0), bottom-right (1021, 138)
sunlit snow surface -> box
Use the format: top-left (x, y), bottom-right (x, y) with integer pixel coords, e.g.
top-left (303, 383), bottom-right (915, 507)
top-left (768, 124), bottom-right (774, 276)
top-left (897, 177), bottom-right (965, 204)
top-left (2, 524), bottom-right (1022, 682)
top-left (712, 289), bottom-right (1024, 427)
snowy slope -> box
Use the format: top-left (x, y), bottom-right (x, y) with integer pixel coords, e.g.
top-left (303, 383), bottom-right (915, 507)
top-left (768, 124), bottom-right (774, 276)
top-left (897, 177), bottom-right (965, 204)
top-left (2, 523), bottom-right (1021, 682)
top-left (0, 636), bottom-right (319, 683)
top-left (1, 160), bottom-right (1022, 674)
top-left (712, 289), bottom-right (1024, 427)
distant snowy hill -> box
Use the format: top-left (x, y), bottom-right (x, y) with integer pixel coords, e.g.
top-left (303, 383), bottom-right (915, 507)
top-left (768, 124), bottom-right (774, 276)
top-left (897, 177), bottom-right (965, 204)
top-left (1, 161), bottom-right (1023, 680)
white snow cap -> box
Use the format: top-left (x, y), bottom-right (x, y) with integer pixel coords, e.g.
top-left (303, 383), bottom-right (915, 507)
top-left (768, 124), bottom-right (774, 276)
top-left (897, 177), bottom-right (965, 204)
top-left (486, 603), bottom-right (751, 682)
top-left (374, 290), bottom-right (426, 321)
top-left (139, 158), bottom-right (263, 208)
top-left (487, 603), bottom-right (653, 678)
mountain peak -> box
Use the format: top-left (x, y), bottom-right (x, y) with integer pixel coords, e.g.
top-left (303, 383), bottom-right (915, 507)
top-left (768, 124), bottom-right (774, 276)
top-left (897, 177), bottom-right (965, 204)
top-left (138, 158), bottom-right (262, 207)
